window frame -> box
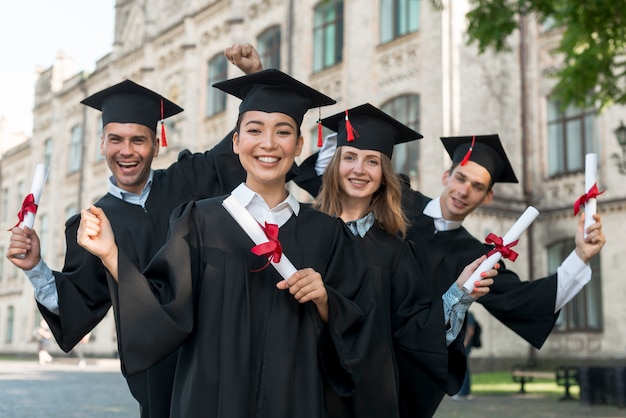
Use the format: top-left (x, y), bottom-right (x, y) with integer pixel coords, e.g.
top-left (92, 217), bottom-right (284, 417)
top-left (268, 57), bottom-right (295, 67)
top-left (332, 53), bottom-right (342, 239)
top-left (206, 54), bottom-right (228, 118)
top-left (550, 238), bottom-right (603, 333)
top-left (380, 0), bottom-right (421, 44)
top-left (547, 98), bottom-right (596, 177)
top-left (257, 26), bottom-right (281, 70)
top-left (380, 94), bottom-right (421, 179)
top-left (313, 0), bottom-right (344, 73)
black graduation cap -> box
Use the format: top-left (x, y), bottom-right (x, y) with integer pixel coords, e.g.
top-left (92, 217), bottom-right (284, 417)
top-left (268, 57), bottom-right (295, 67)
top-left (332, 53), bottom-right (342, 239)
top-left (321, 103), bottom-right (423, 158)
top-left (212, 69), bottom-right (336, 126)
top-left (80, 79), bottom-right (183, 134)
top-left (440, 134), bottom-right (518, 183)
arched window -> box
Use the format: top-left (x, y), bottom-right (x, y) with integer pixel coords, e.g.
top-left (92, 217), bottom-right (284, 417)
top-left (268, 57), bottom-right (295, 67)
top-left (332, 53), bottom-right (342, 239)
top-left (381, 94), bottom-right (421, 179)
top-left (257, 26), bottom-right (281, 70)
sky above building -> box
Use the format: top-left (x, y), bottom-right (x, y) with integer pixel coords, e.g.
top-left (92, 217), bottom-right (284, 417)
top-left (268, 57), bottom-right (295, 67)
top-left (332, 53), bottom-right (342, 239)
top-left (1, 0), bottom-right (115, 136)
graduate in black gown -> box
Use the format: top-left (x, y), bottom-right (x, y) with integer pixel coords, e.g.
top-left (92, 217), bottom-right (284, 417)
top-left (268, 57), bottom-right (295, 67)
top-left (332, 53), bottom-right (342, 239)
top-left (5, 46), bottom-right (261, 418)
top-left (77, 69), bottom-right (376, 418)
top-left (304, 104), bottom-right (498, 418)
top-left (398, 134), bottom-right (606, 417)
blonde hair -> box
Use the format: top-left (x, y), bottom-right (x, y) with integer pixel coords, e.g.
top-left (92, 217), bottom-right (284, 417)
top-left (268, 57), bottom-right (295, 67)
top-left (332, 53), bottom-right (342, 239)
top-left (314, 146), bottom-right (407, 236)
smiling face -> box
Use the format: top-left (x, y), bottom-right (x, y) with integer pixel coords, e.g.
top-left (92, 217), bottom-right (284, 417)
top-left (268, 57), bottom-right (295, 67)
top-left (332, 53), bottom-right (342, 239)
top-left (233, 110), bottom-right (303, 195)
top-left (338, 145), bottom-right (383, 208)
top-left (439, 161), bottom-right (494, 221)
top-left (100, 122), bottom-right (158, 195)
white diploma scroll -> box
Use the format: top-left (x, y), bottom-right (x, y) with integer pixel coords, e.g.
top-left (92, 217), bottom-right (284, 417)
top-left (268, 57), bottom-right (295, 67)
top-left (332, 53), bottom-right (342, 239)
top-left (14, 164), bottom-right (49, 259)
top-left (584, 153), bottom-right (597, 238)
top-left (222, 195), bottom-right (297, 281)
top-left (20, 164), bottom-right (49, 229)
top-left (462, 206), bottom-right (540, 292)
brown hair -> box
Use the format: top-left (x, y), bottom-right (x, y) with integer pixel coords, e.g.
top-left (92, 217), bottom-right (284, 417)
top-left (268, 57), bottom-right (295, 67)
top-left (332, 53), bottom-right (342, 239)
top-left (314, 146), bottom-right (407, 236)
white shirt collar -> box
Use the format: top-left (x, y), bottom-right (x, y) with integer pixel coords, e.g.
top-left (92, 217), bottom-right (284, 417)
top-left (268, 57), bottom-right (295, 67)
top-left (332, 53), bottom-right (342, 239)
top-left (108, 170), bottom-right (154, 207)
top-left (231, 183), bottom-right (300, 227)
top-left (423, 196), bottom-right (463, 232)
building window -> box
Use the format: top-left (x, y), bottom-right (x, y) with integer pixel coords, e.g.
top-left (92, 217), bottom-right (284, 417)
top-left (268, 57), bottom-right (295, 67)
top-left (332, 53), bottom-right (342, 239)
top-left (68, 125), bottom-right (83, 173)
top-left (1, 187), bottom-right (8, 222)
top-left (95, 115), bottom-right (104, 162)
top-left (309, 125), bottom-right (336, 152)
top-left (39, 214), bottom-right (49, 259)
top-left (380, 0), bottom-right (420, 43)
top-left (206, 54), bottom-right (228, 117)
top-left (43, 138), bottom-right (53, 171)
top-left (550, 238), bottom-right (603, 332)
top-left (313, 0), bottom-right (344, 72)
top-left (6, 306), bottom-right (14, 344)
top-left (547, 99), bottom-right (595, 177)
top-left (381, 94), bottom-right (421, 179)
top-left (257, 26), bottom-right (281, 70)
top-left (16, 180), bottom-right (26, 206)
top-left (0, 246), bottom-right (4, 282)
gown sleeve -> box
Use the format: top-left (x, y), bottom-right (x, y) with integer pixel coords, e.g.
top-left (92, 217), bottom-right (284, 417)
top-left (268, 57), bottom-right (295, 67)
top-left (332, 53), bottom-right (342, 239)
top-left (40, 215), bottom-right (112, 352)
top-left (112, 202), bottom-right (198, 376)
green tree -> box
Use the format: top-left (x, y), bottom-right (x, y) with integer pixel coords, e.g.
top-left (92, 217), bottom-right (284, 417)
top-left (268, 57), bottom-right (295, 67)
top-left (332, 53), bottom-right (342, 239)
top-left (435, 0), bottom-right (626, 111)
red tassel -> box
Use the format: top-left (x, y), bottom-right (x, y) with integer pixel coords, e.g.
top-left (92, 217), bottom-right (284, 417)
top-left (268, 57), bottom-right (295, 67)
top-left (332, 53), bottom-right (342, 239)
top-left (317, 108), bottom-right (323, 147)
top-left (460, 135), bottom-right (475, 165)
top-left (345, 109), bottom-right (357, 142)
top-left (160, 99), bottom-right (167, 147)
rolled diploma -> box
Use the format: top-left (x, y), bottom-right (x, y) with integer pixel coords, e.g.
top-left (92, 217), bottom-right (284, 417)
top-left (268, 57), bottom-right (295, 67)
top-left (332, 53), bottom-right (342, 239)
top-left (222, 195), bottom-right (297, 281)
top-left (584, 153), bottom-right (597, 238)
top-left (462, 206), bottom-right (540, 292)
top-left (20, 164), bottom-right (49, 229)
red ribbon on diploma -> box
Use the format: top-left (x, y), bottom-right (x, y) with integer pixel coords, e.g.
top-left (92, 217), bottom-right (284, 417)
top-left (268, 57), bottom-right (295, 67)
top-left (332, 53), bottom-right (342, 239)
top-left (250, 222), bottom-right (283, 272)
top-left (485, 233), bottom-right (519, 261)
top-left (9, 193), bottom-right (38, 230)
top-left (573, 183), bottom-right (604, 215)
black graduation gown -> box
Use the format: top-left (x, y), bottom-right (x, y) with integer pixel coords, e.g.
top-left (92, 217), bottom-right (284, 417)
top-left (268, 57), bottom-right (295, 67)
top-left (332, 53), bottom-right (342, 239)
top-left (398, 187), bottom-right (559, 418)
top-left (112, 199), bottom-right (375, 418)
top-left (292, 155), bottom-right (453, 417)
top-left (324, 224), bottom-right (448, 418)
top-left (37, 132), bottom-right (247, 418)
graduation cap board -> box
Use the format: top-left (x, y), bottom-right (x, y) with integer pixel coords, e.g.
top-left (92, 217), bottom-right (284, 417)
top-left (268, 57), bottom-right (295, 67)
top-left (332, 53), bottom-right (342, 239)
top-left (212, 69), bottom-right (336, 127)
top-left (321, 103), bottom-right (423, 158)
top-left (440, 134), bottom-right (518, 183)
top-left (81, 79), bottom-right (183, 146)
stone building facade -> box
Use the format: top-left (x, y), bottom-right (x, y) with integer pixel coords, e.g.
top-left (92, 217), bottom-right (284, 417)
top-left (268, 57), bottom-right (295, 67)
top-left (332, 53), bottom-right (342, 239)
top-left (0, 0), bottom-right (624, 367)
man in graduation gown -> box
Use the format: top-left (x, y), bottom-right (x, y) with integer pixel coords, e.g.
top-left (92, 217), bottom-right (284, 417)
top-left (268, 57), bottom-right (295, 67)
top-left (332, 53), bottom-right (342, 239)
top-left (5, 45), bottom-right (261, 418)
top-left (77, 69), bottom-right (376, 418)
top-left (397, 134), bottom-right (606, 417)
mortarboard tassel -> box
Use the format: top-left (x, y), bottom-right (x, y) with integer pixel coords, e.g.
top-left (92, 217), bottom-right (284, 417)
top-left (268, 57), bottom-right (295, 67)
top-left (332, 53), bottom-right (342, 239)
top-left (317, 108), bottom-right (323, 147)
top-left (460, 135), bottom-right (475, 165)
top-left (344, 109), bottom-right (358, 142)
top-left (160, 99), bottom-right (168, 147)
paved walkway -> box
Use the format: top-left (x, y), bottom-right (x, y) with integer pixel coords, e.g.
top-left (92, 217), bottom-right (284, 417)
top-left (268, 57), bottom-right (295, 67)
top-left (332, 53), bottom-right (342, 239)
top-left (0, 358), bottom-right (137, 417)
top-left (2, 358), bottom-right (626, 417)
top-left (435, 393), bottom-right (626, 418)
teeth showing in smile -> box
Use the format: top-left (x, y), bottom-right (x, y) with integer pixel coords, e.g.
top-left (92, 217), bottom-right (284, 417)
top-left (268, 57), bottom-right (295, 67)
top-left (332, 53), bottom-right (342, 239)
top-left (119, 162), bottom-right (137, 167)
top-left (258, 156), bottom-right (279, 163)
top-left (350, 179), bottom-right (368, 185)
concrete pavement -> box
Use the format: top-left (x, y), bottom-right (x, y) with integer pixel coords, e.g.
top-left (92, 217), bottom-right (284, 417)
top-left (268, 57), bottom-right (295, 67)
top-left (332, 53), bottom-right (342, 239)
top-left (2, 358), bottom-right (626, 417)
top-left (0, 358), bottom-right (137, 417)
